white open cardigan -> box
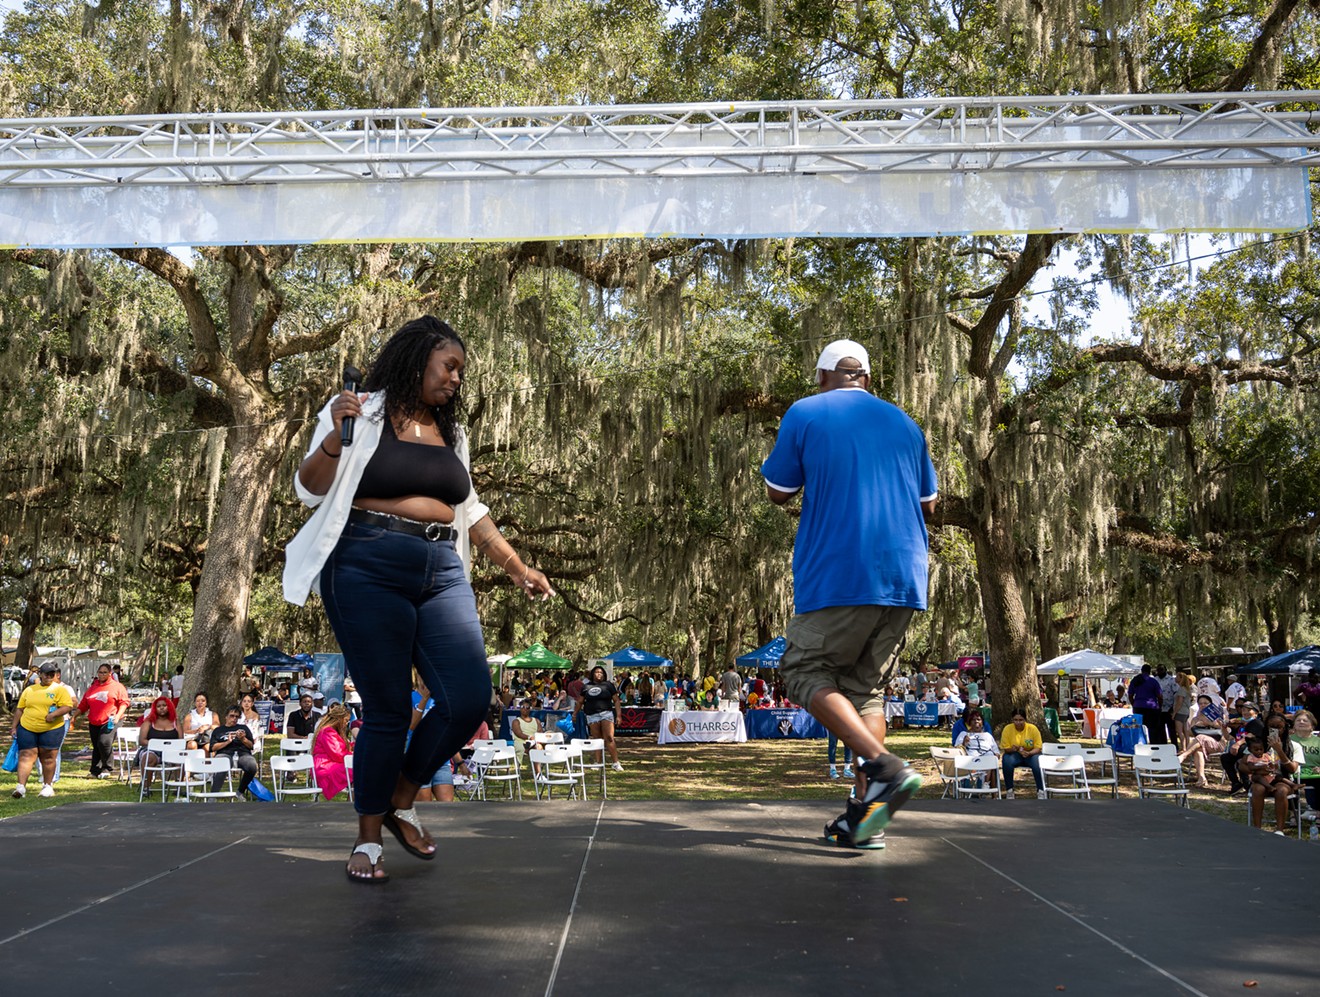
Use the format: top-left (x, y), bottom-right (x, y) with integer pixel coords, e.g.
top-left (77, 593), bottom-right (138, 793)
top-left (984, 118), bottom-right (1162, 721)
top-left (282, 392), bottom-right (490, 606)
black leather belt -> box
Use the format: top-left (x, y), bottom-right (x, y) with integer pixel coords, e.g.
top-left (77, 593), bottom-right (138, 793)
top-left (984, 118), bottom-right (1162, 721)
top-left (348, 508), bottom-right (458, 542)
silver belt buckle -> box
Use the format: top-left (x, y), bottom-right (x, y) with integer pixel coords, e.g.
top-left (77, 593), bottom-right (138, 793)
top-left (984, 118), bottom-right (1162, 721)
top-left (424, 522), bottom-right (446, 542)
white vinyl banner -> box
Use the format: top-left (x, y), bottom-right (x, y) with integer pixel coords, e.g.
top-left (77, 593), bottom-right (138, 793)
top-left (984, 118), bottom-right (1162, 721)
top-left (0, 166), bottom-right (1308, 249)
top-left (657, 710), bottom-right (747, 744)
top-left (0, 115), bottom-right (1304, 248)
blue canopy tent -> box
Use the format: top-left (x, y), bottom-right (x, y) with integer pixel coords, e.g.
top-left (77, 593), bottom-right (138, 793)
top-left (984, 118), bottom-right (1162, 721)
top-left (602, 645), bottom-right (672, 668)
top-left (736, 637), bottom-right (786, 669)
top-left (1236, 646), bottom-right (1320, 675)
top-left (1236, 646), bottom-right (1320, 702)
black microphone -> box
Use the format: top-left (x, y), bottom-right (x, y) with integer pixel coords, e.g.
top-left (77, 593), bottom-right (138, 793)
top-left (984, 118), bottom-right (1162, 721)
top-left (341, 364), bottom-right (363, 446)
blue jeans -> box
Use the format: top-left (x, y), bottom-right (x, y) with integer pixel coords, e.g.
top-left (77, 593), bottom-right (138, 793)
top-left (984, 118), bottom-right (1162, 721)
top-left (321, 520), bottom-right (490, 816)
top-left (827, 733), bottom-right (852, 765)
top-left (1002, 751), bottom-right (1044, 791)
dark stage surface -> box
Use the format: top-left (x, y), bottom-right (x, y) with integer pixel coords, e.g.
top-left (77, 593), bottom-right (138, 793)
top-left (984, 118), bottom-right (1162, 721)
top-left (0, 799), bottom-right (1311, 996)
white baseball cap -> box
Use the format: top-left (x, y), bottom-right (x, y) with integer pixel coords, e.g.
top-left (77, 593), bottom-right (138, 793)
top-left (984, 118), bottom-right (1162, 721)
top-left (816, 339), bottom-right (870, 374)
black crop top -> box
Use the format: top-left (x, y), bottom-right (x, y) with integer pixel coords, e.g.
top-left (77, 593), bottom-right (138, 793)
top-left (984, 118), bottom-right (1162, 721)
top-left (354, 420), bottom-right (472, 506)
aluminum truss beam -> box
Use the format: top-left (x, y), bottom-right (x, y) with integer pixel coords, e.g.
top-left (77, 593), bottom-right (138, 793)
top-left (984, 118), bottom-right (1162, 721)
top-left (0, 93), bottom-right (1315, 188)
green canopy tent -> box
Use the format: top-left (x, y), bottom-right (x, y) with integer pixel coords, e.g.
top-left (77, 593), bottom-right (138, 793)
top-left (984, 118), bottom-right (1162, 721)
top-left (504, 642), bottom-right (573, 670)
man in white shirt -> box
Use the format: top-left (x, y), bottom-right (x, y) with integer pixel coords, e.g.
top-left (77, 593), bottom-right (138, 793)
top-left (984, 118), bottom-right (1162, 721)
top-left (168, 666), bottom-right (185, 700)
top-left (1224, 674), bottom-right (1246, 706)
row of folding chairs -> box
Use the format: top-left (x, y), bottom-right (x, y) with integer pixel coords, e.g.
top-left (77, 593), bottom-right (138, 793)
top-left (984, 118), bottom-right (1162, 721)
top-left (115, 726), bottom-right (313, 784)
top-left (463, 738), bottom-right (610, 801)
top-left (931, 742), bottom-right (1204, 806)
top-left (930, 744), bottom-right (1121, 801)
top-left (132, 739), bottom-right (321, 803)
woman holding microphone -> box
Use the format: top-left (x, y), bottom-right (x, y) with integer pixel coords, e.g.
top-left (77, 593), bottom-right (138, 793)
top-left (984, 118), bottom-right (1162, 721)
top-left (284, 317), bottom-right (553, 884)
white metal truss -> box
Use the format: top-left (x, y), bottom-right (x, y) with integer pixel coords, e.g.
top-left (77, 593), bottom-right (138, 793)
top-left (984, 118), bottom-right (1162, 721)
top-left (0, 92), bottom-right (1315, 189)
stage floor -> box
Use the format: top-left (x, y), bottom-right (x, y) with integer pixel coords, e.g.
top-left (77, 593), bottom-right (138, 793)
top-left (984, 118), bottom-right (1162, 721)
top-left (0, 798), bottom-right (1310, 996)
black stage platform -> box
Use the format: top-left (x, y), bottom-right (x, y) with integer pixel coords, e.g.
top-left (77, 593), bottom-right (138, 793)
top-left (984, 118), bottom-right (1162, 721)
top-left (1, 799), bottom-right (1311, 996)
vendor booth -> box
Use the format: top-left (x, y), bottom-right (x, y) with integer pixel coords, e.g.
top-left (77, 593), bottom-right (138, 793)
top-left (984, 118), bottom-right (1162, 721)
top-left (736, 636), bottom-right (786, 669)
top-left (1037, 649), bottom-right (1139, 738)
top-left (1236, 645), bottom-right (1320, 704)
top-left (505, 642), bottom-right (572, 671)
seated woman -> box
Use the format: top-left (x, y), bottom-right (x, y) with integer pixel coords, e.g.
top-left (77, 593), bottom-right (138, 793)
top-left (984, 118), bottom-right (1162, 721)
top-left (509, 700), bottom-right (542, 768)
top-left (206, 705), bottom-right (259, 797)
top-left (180, 692), bottom-right (219, 750)
top-left (955, 710), bottom-right (1001, 790)
top-left (1241, 728), bottom-right (1299, 833)
top-left (312, 704), bottom-right (354, 800)
top-left (136, 696), bottom-right (182, 796)
top-left (1188, 695), bottom-right (1226, 754)
top-left (1287, 710), bottom-right (1319, 817)
top-left (998, 708), bottom-right (1045, 799)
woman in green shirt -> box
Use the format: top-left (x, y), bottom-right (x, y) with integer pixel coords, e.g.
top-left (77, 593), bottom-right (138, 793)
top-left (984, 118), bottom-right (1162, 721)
top-left (1288, 709), bottom-right (1319, 818)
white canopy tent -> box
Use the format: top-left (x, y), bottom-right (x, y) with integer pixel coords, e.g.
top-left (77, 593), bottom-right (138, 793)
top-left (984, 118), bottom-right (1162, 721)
top-left (1036, 649), bottom-right (1140, 678)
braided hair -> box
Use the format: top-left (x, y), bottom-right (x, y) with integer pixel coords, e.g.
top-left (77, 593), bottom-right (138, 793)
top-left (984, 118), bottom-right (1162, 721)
top-left (362, 316), bottom-right (466, 446)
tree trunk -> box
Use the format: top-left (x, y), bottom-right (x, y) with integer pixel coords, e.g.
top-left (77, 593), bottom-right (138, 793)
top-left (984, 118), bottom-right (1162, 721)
top-left (14, 594), bottom-right (41, 673)
top-left (1033, 590), bottom-right (1060, 664)
top-left (973, 521), bottom-right (1047, 735)
top-left (1261, 599), bottom-right (1289, 654)
top-left (178, 414), bottom-right (297, 709)
top-left (686, 623), bottom-right (701, 682)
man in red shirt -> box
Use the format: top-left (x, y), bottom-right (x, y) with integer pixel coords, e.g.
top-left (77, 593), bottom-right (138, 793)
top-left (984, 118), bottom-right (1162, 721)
top-left (75, 664), bottom-right (129, 779)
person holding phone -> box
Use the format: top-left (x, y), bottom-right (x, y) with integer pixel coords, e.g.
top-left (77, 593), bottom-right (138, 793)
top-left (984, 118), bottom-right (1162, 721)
top-left (206, 706), bottom-right (258, 797)
top-left (998, 707), bottom-right (1045, 799)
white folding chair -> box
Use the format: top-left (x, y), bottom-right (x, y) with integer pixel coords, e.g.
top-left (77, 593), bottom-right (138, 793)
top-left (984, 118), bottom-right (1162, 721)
top-left (570, 738), bottom-right (608, 798)
top-left (929, 745), bottom-right (964, 800)
top-left (1133, 744), bottom-right (1188, 807)
top-left (277, 736), bottom-right (311, 783)
top-left (1041, 742), bottom-right (1083, 757)
top-left (1068, 707), bottom-right (1085, 723)
top-left (162, 748), bottom-right (207, 801)
top-left (953, 754), bottom-right (1002, 799)
top-left (137, 739), bottom-right (188, 801)
top-left (529, 746), bottom-right (579, 800)
top-left (269, 754), bottom-right (320, 802)
top-left (1040, 754), bottom-right (1092, 799)
top-left (185, 755), bottom-right (241, 802)
top-left (534, 731), bottom-right (565, 747)
top-left (344, 754), bottom-right (354, 803)
top-left (471, 739), bottom-right (509, 751)
top-left (114, 726), bottom-right (140, 782)
top-left (1079, 747), bottom-right (1119, 797)
top-left (478, 746), bottom-right (524, 801)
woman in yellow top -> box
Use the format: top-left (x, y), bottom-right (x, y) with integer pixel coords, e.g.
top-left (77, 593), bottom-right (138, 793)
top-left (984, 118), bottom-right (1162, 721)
top-left (998, 707), bottom-right (1046, 799)
top-left (8, 662), bottom-right (76, 799)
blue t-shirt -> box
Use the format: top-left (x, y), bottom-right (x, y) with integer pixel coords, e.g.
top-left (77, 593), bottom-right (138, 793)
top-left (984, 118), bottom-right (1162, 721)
top-left (761, 388), bottom-right (937, 613)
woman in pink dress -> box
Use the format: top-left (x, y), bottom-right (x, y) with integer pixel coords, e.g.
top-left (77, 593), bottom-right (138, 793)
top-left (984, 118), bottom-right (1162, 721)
top-left (312, 704), bottom-right (355, 800)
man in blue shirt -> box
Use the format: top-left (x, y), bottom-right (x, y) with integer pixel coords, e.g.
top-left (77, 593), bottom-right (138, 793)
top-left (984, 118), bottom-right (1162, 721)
top-left (762, 339), bottom-right (937, 849)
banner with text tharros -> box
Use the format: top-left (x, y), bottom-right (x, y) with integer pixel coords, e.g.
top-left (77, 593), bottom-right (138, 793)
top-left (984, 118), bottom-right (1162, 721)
top-left (658, 710), bottom-right (747, 744)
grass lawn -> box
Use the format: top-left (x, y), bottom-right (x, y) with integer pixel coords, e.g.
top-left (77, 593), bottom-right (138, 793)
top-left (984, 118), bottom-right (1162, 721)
top-left (0, 722), bottom-right (1289, 837)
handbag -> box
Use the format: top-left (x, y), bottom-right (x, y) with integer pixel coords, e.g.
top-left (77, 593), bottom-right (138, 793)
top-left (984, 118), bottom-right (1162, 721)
top-left (248, 777), bottom-right (275, 801)
top-left (555, 715), bottom-right (576, 736)
top-left (2, 739), bottom-right (17, 773)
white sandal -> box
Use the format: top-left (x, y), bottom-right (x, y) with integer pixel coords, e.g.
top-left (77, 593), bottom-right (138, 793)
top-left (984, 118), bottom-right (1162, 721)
top-left (346, 841), bottom-right (388, 883)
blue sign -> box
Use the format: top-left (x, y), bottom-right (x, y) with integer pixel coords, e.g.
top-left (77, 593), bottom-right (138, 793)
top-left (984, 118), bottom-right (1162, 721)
top-left (745, 708), bottom-right (827, 739)
top-left (904, 702), bottom-right (940, 727)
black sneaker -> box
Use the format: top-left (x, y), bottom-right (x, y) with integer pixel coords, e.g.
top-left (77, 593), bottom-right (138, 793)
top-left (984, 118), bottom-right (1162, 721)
top-left (846, 756), bottom-right (922, 844)
top-left (823, 814), bottom-right (885, 850)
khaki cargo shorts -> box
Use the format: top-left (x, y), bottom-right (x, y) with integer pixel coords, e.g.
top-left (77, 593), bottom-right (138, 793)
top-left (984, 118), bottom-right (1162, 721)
top-left (780, 605), bottom-right (915, 717)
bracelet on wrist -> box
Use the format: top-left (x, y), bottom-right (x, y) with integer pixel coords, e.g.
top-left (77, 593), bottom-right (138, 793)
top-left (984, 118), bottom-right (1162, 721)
top-left (320, 439), bottom-right (341, 459)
